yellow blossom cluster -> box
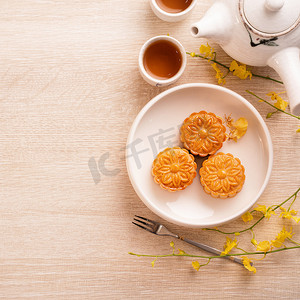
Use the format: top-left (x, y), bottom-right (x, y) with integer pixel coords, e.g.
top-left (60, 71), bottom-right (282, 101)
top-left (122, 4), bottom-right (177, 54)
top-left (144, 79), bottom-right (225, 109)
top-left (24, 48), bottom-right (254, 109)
top-left (192, 261), bottom-right (200, 271)
top-left (199, 43), bottom-right (215, 61)
top-left (250, 227), bottom-right (294, 255)
top-left (267, 92), bottom-right (288, 111)
top-left (242, 211), bottom-right (253, 222)
top-left (229, 60), bottom-right (252, 80)
top-left (194, 44), bottom-right (254, 85)
top-left (130, 189), bottom-right (300, 275)
top-left (198, 43), bottom-right (226, 85)
top-left (225, 115), bottom-right (248, 141)
top-left (221, 237), bottom-right (238, 256)
top-left (271, 227), bottom-right (293, 248)
top-left (253, 205), bottom-right (276, 219)
top-left (279, 207), bottom-right (300, 222)
top-left (242, 203), bottom-right (300, 223)
top-left (242, 257), bottom-right (256, 273)
top-left (211, 63), bottom-right (226, 85)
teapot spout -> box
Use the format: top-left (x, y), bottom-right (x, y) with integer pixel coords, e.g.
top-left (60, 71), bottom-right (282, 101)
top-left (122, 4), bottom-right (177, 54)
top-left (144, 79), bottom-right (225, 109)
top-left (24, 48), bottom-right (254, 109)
top-left (268, 47), bottom-right (300, 116)
top-left (190, 2), bottom-right (233, 45)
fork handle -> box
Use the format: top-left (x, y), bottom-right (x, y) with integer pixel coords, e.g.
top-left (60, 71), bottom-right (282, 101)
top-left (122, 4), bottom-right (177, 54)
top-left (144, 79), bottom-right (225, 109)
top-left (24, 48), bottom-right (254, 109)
top-left (181, 238), bottom-right (244, 266)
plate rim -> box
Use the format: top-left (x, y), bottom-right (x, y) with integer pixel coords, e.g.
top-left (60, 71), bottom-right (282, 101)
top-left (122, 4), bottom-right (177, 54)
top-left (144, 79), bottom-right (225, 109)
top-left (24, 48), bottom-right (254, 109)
top-left (126, 83), bottom-right (273, 227)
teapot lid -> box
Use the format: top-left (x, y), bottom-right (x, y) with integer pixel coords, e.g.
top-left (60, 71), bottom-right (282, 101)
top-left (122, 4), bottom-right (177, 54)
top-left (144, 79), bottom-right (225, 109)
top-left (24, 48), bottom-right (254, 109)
top-left (239, 0), bottom-right (300, 37)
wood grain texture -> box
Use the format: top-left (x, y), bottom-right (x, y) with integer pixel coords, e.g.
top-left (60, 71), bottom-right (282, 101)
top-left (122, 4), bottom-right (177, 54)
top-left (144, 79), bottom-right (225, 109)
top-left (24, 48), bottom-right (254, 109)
top-left (0, 0), bottom-right (299, 299)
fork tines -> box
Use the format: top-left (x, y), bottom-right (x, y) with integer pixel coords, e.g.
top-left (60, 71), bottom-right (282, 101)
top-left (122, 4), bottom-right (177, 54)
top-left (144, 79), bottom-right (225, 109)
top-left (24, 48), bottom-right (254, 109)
top-left (132, 215), bottom-right (156, 233)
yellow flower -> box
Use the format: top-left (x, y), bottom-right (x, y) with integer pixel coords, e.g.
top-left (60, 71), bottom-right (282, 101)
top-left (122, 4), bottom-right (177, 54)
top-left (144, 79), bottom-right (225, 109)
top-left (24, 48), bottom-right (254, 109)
top-left (229, 60), bottom-right (252, 80)
top-left (274, 97), bottom-right (288, 110)
top-left (267, 92), bottom-right (278, 100)
top-left (242, 211), bottom-right (253, 223)
top-left (211, 63), bottom-right (226, 85)
top-left (264, 210), bottom-right (276, 220)
top-left (271, 226), bottom-right (294, 248)
top-left (199, 43), bottom-right (215, 61)
top-left (178, 249), bottom-right (186, 255)
top-left (267, 92), bottom-right (288, 111)
top-left (226, 116), bottom-right (248, 141)
top-left (190, 52), bottom-right (195, 57)
top-left (292, 217), bottom-right (300, 223)
top-left (192, 261), bottom-right (201, 271)
top-left (242, 256), bottom-right (256, 274)
top-left (279, 207), bottom-right (300, 222)
top-left (221, 237), bottom-right (238, 256)
top-left (151, 257), bottom-right (157, 267)
top-left (254, 205), bottom-right (267, 215)
top-left (256, 240), bottom-right (271, 252)
top-left (254, 205), bottom-right (276, 219)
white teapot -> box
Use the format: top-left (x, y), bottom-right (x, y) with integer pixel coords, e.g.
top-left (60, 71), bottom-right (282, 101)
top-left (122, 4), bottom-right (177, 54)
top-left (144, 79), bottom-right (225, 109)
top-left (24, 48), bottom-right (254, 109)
top-left (191, 0), bottom-right (300, 115)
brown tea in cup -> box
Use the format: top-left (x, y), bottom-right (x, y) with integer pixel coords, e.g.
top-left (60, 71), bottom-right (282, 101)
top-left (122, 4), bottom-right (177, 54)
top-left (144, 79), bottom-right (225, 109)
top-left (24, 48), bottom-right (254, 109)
top-left (155, 0), bottom-right (193, 13)
top-left (143, 40), bottom-right (182, 80)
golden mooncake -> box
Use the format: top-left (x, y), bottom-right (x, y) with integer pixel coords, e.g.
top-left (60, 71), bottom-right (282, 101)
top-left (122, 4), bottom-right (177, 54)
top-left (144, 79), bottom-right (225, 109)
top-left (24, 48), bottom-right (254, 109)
top-left (180, 111), bottom-right (227, 156)
top-left (199, 153), bottom-right (245, 198)
top-left (152, 147), bottom-right (197, 192)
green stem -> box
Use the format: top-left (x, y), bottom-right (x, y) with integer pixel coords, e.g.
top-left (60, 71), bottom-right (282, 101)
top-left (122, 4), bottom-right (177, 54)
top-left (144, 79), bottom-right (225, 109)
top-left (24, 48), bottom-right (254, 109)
top-left (129, 246), bottom-right (300, 260)
top-left (288, 194), bottom-right (297, 212)
top-left (252, 74), bottom-right (283, 84)
top-left (200, 258), bottom-right (211, 267)
top-left (187, 52), bottom-right (229, 70)
top-left (236, 247), bottom-right (248, 253)
top-left (288, 238), bottom-right (300, 246)
top-left (272, 187), bottom-right (300, 210)
top-left (246, 90), bottom-right (300, 120)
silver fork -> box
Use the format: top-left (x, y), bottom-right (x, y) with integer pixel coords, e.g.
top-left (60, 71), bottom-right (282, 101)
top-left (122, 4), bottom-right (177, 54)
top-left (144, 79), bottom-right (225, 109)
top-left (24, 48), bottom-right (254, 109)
top-left (133, 215), bottom-right (244, 266)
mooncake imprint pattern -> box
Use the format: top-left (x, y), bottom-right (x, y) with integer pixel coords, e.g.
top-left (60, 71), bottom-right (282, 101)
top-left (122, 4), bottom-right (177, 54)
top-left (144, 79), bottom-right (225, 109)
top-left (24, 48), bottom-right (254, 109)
top-left (199, 153), bottom-right (245, 198)
top-left (180, 111), bottom-right (227, 156)
top-left (152, 147), bottom-right (197, 192)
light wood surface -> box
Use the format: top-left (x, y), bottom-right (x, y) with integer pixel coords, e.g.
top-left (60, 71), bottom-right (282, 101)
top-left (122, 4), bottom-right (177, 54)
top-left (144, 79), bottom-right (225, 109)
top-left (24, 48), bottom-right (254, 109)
top-left (0, 1), bottom-right (300, 299)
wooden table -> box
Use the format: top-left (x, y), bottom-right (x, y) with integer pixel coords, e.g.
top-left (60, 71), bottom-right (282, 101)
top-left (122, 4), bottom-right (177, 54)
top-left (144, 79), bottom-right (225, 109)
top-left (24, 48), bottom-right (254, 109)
top-left (1, 1), bottom-right (299, 299)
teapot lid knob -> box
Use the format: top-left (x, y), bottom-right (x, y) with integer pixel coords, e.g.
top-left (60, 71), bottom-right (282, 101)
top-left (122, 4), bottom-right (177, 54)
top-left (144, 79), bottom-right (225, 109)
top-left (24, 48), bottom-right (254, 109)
top-left (240, 0), bottom-right (300, 37)
top-left (265, 0), bottom-right (285, 11)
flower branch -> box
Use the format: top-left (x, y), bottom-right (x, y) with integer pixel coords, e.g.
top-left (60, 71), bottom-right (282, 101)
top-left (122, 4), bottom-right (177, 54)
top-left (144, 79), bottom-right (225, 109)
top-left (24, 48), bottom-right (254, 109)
top-left (204, 187), bottom-right (300, 235)
top-left (187, 49), bottom-right (283, 84)
top-left (130, 188), bottom-right (300, 273)
top-left (246, 90), bottom-right (300, 121)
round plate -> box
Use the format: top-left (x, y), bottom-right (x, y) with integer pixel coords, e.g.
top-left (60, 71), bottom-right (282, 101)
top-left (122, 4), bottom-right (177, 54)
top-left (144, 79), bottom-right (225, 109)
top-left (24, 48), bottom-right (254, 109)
top-left (126, 83), bottom-right (273, 227)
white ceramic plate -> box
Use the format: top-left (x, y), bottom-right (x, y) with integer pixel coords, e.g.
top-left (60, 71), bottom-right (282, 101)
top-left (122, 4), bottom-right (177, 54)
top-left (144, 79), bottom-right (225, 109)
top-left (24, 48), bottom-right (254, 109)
top-left (126, 83), bottom-right (273, 227)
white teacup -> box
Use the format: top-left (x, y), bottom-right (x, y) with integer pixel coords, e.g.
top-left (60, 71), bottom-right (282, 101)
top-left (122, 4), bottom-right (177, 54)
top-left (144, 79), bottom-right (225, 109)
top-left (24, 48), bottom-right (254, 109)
top-left (149, 0), bottom-right (197, 22)
top-left (138, 35), bottom-right (187, 87)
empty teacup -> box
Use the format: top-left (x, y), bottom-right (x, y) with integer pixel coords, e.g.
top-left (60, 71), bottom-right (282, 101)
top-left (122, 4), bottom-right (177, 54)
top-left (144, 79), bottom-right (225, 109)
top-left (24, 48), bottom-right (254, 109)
top-left (138, 35), bottom-right (187, 87)
top-left (150, 0), bottom-right (197, 22)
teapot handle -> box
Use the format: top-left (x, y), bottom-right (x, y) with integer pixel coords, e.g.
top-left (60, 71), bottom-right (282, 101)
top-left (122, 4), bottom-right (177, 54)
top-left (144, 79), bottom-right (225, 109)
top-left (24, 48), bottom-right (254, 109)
top-left (268, 47), bottom-right (300, 116)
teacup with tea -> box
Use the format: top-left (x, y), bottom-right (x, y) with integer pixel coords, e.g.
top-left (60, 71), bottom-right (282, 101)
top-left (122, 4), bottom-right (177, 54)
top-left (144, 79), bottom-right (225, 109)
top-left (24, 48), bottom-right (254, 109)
top-left (138, 35), bottom-right (186, 87)
top-left (150, 0), bottom-right (197, 22)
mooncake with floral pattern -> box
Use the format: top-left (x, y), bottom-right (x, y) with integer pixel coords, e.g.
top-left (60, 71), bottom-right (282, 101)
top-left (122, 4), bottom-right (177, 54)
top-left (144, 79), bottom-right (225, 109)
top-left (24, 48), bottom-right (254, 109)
top-left (152, 147), bottom-right (197, 192)
top-left (199, 152), bottom-right (245, 198)
top-left (180, 111), bottom-right (227, 156)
